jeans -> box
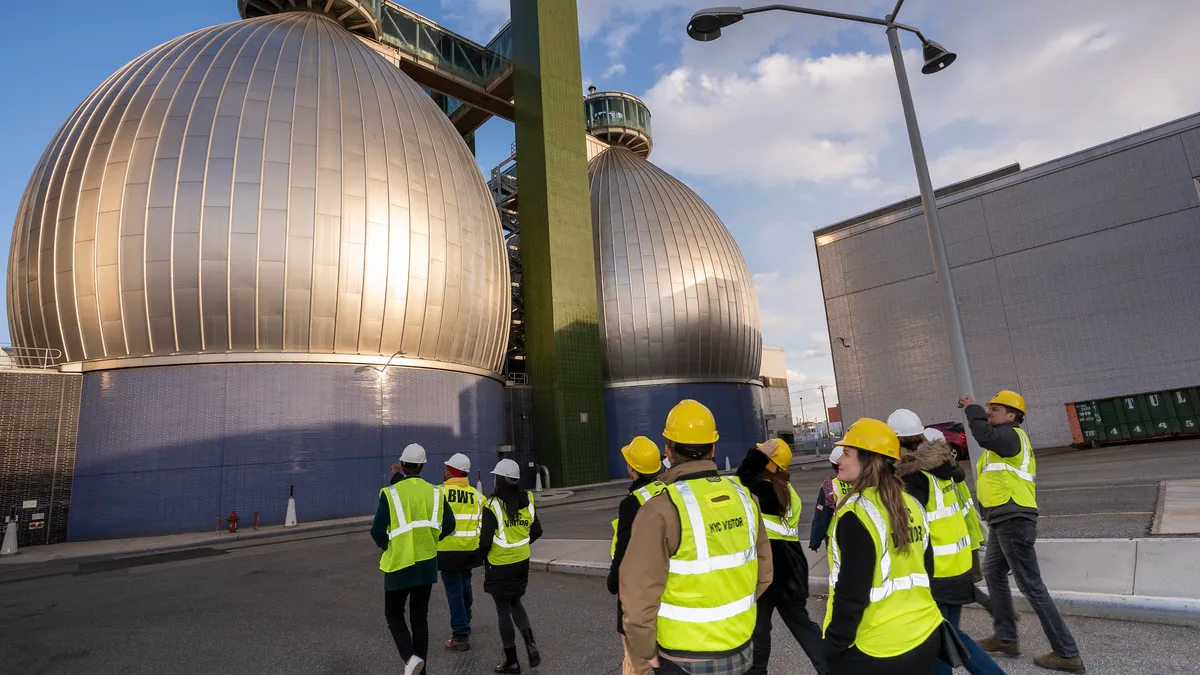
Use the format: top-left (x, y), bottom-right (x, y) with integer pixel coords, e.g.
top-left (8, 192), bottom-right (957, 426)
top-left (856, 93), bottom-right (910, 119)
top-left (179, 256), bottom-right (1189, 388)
top-left (441, 569), bottom-right (473, 637)
top-left (934, 605), bottom-right (1007, 675)
top-left (493, 596), bottom-right (531, 649)
top-left (748, 594), bottom-right (828, 675)
top-left (984, 518), bottom-right (1080, 657)
top-left (385, 584), bottom-right (432, 661)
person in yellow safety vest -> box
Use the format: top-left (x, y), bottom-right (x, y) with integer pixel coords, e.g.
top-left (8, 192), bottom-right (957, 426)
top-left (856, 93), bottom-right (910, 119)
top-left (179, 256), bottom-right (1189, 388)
top-left (437, 452), bottom-right (482, 652)
top-left (607, 436), bottom-right (666, 675)
top-left (736, 438), bottom-right (828, 675)
top-left (370, 443), bottom-right (457, 675)
top-left (477, 458), bottom-right (543, 674)
top-left (924, 428), bottom-right (993, 617)
top-left (890, 411), bottom-right (1006, 675)
top-left (823, 418), bottom-right (944, 675)
top-left (960, 391), bottom-right (1085, 673)
top-left (620, 399), bottom-right (773, 675)
top-left (808, 446), bottom-right (848, 551)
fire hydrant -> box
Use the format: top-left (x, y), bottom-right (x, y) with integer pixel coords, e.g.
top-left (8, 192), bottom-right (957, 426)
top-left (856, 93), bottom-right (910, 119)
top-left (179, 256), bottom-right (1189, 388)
top-left (226, 511), bottom-right (240, 534)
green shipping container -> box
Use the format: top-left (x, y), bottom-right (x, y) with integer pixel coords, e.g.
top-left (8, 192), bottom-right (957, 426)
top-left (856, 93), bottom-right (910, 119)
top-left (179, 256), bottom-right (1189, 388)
top-left (1117, 395), bottom-right (1151, 439)
top-left (1178, 388), bottom-right (1200, 435)
top-left (1073, 400), bottom-right (1107, 442)
top-left (1146, 392), bottom-right (1180, 436)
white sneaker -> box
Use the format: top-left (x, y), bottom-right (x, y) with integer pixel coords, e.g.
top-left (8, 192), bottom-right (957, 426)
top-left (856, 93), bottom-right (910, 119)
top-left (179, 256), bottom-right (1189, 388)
top-left (404, 655), bottom-right (425, 675)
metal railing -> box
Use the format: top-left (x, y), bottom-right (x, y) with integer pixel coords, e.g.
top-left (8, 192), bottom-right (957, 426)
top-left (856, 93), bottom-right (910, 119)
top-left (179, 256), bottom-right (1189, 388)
top-left (0, 346), bottom-right (63, 370)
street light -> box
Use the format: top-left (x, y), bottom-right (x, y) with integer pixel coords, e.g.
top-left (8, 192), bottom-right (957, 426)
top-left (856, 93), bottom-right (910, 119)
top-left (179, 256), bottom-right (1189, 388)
top-left (688, 3), bottom-right (985, 472)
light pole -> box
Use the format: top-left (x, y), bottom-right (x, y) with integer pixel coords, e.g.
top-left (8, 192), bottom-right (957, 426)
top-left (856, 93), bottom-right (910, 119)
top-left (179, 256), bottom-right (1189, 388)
top-left (687, 2), bottom-right (985, 472)
top-left (798, 397), bottom-right (806, 429)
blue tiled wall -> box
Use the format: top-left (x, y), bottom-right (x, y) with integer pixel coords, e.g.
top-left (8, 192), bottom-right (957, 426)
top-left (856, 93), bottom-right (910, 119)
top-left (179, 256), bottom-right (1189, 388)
top-left (604, 383), bottom-right (766, 479)
top-left (70, 364), bottom-right (505, 540)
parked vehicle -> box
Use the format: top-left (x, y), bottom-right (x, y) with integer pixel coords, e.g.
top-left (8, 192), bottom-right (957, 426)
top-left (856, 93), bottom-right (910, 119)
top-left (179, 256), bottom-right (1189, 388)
top-left (928, 422), bottom-right (968, 460)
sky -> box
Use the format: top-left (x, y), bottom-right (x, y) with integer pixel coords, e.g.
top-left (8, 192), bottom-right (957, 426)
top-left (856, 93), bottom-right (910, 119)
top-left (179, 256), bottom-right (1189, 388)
top-left (4, 1), bottom-right (1200, 424)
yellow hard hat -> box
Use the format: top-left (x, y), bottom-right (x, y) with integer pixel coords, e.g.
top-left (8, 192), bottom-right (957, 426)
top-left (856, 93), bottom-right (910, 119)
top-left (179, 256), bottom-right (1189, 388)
top-left (622, 436), bottom-right (662, 475)
top-left (835, 418), bottom-right (901, 460)
top-left (759, 438), bottom-right (793, 472)
top-left (663, 399), bottom-right (719, 445)
top-left (988, 389), bottom-right (1026, 414)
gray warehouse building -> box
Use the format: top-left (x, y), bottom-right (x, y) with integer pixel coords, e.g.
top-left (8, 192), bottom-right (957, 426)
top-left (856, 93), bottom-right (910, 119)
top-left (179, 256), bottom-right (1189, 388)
top-left (816, 113), bottom-right (1200, 448)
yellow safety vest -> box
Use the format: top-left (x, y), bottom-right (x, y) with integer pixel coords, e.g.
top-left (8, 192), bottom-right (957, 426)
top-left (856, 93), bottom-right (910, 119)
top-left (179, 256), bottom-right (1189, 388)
top-left (485, 492), bottom-right (535, 566)
top-left (953, 481), bottom-right (984, 550)
top-left (833, 478), bottom-right (853, 504)
top-left (379, 478), bottom-right (443, 573)
top-left (437, 481), bottom-right (482, 553)
top-left (657, 476), bottom-right (760, 654)
top-left (824, 488), bottom-right (943, 658)
top-left (611, 481), bottom-right (667, 558)
top-left (976, 427), bottom-right (1037, 510)
top-left (922, 472), bottom-right (972, 579)
top-left (763, 483), bottom-right (803, 541)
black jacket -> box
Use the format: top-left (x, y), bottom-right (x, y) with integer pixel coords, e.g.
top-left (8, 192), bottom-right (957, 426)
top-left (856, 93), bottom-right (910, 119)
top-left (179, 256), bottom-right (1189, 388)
top-left (477, 490), bottom-right (543, 599)
top-left (608, 474), bottom-right (661, 634)
top-left (897, 439), bottom-right (975, 606)
top-left (370, 473), bottom-right (456, 591)
top-left (735, 448), bottom-right (810, 602)
top-left (965, 404), bottom-right (1038, 524)
top-left (824, 511), bottom-right (936, 662)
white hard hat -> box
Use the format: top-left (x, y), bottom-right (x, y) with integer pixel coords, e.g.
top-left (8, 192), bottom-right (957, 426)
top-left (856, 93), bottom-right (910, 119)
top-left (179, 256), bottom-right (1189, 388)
top-left (923, 427), bottom-right (946, 443)
top-left (829, 446), bottom-right (844, 464)
top-left (399, 443), bottom-right (427, 464)
top-left (445, 453), bottom-right (471, 473)
top-left (887, 409), bottom-right (924, 438)
top-left (492, 458), bottom-right (521, 480)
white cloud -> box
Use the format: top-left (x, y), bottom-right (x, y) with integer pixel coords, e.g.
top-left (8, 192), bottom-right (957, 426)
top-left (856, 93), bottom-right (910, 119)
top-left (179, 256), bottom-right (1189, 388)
top-left (602, 63), bottom-right (626, 79)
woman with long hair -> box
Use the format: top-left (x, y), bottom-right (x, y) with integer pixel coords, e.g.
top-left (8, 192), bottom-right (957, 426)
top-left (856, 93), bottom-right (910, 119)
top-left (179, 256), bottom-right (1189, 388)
top-left (736, 439), bottom-right (828, 675)
top-left (478, 459), bottom-right (543, 673)
top-left (823, 418), bottom-right (944, 675)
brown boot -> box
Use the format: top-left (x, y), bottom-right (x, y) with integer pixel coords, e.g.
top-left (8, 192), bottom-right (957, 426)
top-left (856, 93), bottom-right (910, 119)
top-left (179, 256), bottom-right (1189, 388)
top-left (1035, 652), bottom-right (1086, 673)
top-left (976, 635), bottom-right (1021, 657)
top-left (444, 635), bottom-right (471, 651)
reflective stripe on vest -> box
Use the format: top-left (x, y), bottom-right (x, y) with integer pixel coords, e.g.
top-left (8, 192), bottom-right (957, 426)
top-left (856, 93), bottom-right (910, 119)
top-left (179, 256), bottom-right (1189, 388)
top-left (656, 476), bottom-right (760, 654)
top-left (387, 485), bottom-right (443, 539)
top-left (828, 493), bottom-right (931, 603)
top-left (976, 427), bottom-right (1038, 510)
top-left (924, 472), bottom-right (972, 577)
top-left (438, 484), bottom-right (482, 552)
top-left (611, 481), bottom-right (667, 559)
top-left (486, 492), bottom-right (536, 567)
top-left (762, 483), bottom-right (803, 541)
top-left (824, 488), bottom-right (943, 658)
top-left (379, 478), bottom-right (441, 573)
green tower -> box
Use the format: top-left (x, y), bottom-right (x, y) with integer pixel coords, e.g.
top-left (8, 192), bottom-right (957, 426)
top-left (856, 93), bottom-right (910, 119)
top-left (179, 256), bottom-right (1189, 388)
top-left (509, 0), bottom-right (607, 486)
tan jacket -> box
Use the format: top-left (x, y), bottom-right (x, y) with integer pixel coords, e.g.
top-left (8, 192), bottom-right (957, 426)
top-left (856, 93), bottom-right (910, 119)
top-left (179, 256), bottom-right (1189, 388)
top-left (619, 460), bottom-right (774, 660)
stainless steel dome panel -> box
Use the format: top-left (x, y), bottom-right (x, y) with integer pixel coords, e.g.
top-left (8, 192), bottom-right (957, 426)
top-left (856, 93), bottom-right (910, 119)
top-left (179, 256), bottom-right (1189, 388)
top-left (6, 12), bottom-right (509, 373)
top-left (589, 146), bottom-right (761, 383)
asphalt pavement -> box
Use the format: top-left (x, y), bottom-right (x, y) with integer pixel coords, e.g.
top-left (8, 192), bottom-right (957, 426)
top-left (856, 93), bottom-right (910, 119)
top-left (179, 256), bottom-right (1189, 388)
top-left (2, 527), bottom-right (1198, 675)
top-left (539, 439), bottom-right (1200, 541)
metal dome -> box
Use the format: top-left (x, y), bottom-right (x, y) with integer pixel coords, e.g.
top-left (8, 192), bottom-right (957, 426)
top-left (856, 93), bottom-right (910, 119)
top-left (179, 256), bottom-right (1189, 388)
top-left (6, 12), bottom-right (509, 374)
top-left (589, 146), bottom-right (762, 383)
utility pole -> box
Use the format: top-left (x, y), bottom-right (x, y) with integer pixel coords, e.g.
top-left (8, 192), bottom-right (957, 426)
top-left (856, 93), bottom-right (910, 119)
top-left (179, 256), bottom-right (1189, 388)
top-left (798, 397), bottom-right (806, 429)
top-left (818, 385), bottom-right (831, 449)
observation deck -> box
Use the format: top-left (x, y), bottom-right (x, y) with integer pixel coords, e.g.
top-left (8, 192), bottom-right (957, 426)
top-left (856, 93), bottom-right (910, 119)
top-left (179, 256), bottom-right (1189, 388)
top-left (239, 0), bottom-right (382, 39)
top-left (585, 90), bottom-right (652, 158)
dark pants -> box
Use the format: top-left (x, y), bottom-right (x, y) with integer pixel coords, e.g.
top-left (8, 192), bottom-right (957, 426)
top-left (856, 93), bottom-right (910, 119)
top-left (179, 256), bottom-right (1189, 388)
top-left (934, 605), bottom-right (1007, 675)
top-left (441, 569), bottom-right (474, 637)
top-left (749, 594), bottom-right (828, 675)
top-left (385, 584), bottom-right (432, 661)
top-left (829, 627), bottom-right (940, 675)
top-left (984, 518), bottom-right (1079, 657)
top-left (493, 596), bottom-right (531, 649)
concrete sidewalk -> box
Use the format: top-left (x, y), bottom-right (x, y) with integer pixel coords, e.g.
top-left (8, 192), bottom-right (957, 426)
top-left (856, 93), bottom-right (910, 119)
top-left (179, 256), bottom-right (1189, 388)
top-left (0, 515), bottom-right (371, 565)
top-left (530, 537), bottom-right (1200, 628)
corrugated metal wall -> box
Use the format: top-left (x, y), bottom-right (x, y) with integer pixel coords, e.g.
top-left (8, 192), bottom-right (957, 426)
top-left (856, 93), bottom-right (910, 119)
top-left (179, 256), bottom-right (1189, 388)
top-left (818, 117), bottom-right (1200, 447)
top-left (70, 363), bottom-right (504, 540)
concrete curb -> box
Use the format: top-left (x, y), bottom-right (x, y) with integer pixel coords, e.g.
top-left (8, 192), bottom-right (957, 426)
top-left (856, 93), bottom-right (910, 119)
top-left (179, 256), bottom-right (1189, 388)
top-left (0, 517), bottom-right (371, 566)
top-left (530, 558), bottom-right (1200, 628)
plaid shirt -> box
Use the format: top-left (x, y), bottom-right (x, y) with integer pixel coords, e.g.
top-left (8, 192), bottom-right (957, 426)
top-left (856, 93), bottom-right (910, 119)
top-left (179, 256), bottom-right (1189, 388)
top-left (657, 645), bottom-right (753, 675)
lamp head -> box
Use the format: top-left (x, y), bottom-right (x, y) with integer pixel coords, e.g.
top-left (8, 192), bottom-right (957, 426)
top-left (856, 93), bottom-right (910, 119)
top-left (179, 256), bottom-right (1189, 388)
top-left (921, 40), bottom-right (956, 74)
top-left (687, 7), bottom-right (745, 42)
